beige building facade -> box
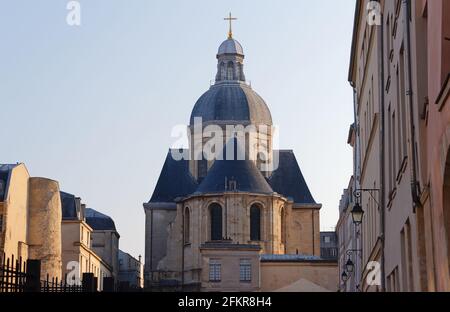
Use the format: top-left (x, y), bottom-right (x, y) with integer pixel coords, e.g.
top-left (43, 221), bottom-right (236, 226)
top-left (0, 163), bottom-right (121, 291)
top-left (85, 208), bottom-right (120, 285)
top-left (61, 192), bottom-right (119, 290)
top-left (0, 163), bottom-right (62, 280)
top-left (347, 0), bottom-right (383, 291)
top-left (414, 0), bottom-right (450, 292)
top-left (341, 0), bottom-right (450, 292)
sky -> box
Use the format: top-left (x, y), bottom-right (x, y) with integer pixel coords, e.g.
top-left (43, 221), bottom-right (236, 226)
top-left (0, 0), bottom-right (355, 259)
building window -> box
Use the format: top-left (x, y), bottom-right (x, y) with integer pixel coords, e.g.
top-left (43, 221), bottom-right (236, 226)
top-left (240, 259), bottom-right (252, 282)
top-left (237, 63), bottom-right (243, 81)
top-left (324, 236), bottom-right (331, 244)
top-left (0, 214), bottom-right (3, 233)
top-left (250, 204), bottom-right (261, 241)
top-left (227, 61), bottom-right (234, 80)
top-left (220, 62), bottom-right (226, 80)
top-left (209, 203), bottom-right (222, 241)
top-left (184, 207), bottom-right (190, 244)
top-left (209, 259), bottom-right (221, 282)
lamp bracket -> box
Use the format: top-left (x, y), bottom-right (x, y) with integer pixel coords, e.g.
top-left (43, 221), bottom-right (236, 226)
top-left (353, 188), bottom-right (380, 206)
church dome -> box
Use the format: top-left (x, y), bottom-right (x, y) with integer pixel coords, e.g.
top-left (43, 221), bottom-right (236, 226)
top-left (218, 38), bottom-right (244, 56)
top-left (189, 83), bottom-right (272, 125)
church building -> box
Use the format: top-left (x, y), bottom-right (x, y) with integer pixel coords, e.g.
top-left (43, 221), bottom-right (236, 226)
top-left (144, 18), bottom-right (338, 292)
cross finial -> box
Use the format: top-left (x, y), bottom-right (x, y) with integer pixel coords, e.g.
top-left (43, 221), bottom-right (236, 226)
top-left (224, 12), bottom-right (237, 39)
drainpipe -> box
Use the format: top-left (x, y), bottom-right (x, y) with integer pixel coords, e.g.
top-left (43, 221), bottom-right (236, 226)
top-left (404, 0), bottom-right (422, 211)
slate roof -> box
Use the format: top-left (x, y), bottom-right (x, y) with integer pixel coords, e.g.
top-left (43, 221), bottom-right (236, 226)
top-left (149, 150), bottom-right (198, 203)
top-left (85, 208), bottom-right (117, 231)
top-left (268, 150), bottom-right (316, 204)
top-left (60, 191), bottom-right (78, 220)
top-left (196, 139), bottom-right (273, 195)
top-left (190, 83), bottom-right (272, 126)
top-left (0, 164), bottom-right (20, 201)
top-left (148, 149), bottom-right (316, 205)
top-left (218, 38), bottom-right (244, 55)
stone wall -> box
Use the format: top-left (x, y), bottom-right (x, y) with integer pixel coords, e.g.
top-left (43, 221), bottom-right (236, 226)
top-left (28, 177), bottom-right (62, 280)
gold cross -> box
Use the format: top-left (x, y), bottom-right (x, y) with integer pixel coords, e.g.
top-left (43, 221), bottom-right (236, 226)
top-left (224, 12), bottom-right (237, 39)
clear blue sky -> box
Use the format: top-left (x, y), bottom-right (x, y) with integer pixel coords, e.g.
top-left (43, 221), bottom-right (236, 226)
top-left (0, 0), bottom-right (355, 259)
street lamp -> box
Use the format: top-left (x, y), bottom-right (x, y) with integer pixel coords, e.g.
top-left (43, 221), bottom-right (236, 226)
top-left (341, 271), bottom-right (349, 282)
top-left (345, 258), bottom-right (355, 273)
top-left (351, 202), bottom-right (364, 225)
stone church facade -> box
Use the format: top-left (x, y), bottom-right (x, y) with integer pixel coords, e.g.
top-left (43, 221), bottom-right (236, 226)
top-left (144, 31), bottom-right (337, 292)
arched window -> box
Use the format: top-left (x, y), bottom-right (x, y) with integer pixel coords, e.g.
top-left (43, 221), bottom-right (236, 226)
top-left (227, 61), bottom-right (234, 80)
top-left (250, 204), bottom-right (261, 241)
top-left (220, 62), bottom-right (226, 80)
top-left (184, 207), bottom-right (190, 244)
top-left (209, 203), bottom-right (222, 241)
top-left (237, 63), bottom-right (243, 81)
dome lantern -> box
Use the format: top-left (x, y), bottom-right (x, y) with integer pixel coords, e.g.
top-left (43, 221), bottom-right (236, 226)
top-left (215, 13), bottom-right (246, 83)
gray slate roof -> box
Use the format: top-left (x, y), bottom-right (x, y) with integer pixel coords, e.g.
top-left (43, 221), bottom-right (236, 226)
top-left (60, 191), bottom-right (78, 220)
top-left (0, 164), bottom-right (16, 201)
top-left (149, 150), bottom-right (198, 203)
top-left (218, 38), bottom-right (244, 55)
top-left (268, 150), bottom-right (316, 204)
top-left (148, 149), bottom-right (316, 205)
top-left (190, 83), bottom-right (272, 126)
top-left (85, 208), bottom-right (117, 231)
top-left (196, 139), bottom-right (273, 195)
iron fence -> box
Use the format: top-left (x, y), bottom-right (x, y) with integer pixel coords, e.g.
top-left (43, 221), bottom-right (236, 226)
top-left (0, 253), bottom-right (104, 293)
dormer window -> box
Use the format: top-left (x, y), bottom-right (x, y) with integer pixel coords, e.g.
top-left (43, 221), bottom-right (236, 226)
top-left (228, 177), bottom-right (237, 191)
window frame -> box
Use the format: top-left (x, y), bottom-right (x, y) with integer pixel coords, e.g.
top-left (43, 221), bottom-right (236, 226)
top-left (250, 204), bottom-right (262, 241)
top-left (239, 259), bottom-right (252, 283)
top-left (209, 259), bottom-right (222, 282)
top-left (209, 203), bottom-right (223, 241)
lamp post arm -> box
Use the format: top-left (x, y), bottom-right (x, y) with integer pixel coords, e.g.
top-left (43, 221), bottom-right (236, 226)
top-left (353, 188), bottom-right (380, 206)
